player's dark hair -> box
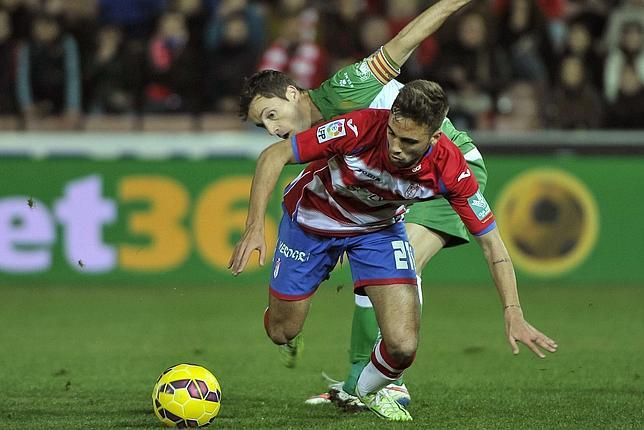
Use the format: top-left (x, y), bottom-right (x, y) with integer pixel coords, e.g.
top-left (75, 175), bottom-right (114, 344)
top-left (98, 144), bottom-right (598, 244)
top-left (391, 80), bottom-right (449, 133)
top-left (238, 70), bottom-right (304, 121)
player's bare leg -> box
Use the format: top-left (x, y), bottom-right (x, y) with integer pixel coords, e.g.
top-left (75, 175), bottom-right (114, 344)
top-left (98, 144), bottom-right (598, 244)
top-left (405, 222), bottom-right (448, 271)
top-left (265, 294), bottom-right (311, 368)
top-left (354, 284), bottom-right (420, 421)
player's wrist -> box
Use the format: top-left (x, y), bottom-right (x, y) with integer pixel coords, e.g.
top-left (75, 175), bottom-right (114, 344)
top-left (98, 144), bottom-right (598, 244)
top-left (245, 219), bottom-right (265, 231)
top-left (503, 304), bottom-right (522, 313)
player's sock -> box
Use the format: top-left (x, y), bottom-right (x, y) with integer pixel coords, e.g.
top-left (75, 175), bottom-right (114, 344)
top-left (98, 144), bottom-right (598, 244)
top-left (343, 294), bottom-right (381, 395)
top-left (356, 339), bottom-right (415, 396)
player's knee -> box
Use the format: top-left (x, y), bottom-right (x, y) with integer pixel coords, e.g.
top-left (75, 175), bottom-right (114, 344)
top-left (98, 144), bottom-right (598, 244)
top-left (265, 323), bottom-right (287, 345)
top-left (266, 321), bottom-right (300, 345)
top-left (386, 337), bottom-right (418, 368)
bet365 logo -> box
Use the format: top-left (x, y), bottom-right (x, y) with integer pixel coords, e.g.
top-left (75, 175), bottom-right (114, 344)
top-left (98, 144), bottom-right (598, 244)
top-left (0, 174), bottom-right (279, 274)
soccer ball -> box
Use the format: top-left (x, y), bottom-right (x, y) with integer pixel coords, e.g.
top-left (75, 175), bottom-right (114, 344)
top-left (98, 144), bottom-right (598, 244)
top-left (152, 363), bottom-right (222, 428)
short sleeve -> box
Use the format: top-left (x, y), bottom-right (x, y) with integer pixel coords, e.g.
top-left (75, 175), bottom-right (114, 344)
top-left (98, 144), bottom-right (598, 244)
top-left (439, 141), bottom-right (496, 236)
top-left (291, 109), bottom-right (384, 164)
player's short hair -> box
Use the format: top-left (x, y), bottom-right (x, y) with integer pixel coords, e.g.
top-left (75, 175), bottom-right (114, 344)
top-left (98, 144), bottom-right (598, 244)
top-left (238, 70), bottom-right (304, 120)
top-left (391, 80), bottom-right (449, 133)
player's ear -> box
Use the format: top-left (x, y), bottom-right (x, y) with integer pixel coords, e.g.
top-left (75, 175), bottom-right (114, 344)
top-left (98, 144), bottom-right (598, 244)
top-left (430, 130), bottom-right (442, 145)
top-left (285, 85), bottom-right (299, 102)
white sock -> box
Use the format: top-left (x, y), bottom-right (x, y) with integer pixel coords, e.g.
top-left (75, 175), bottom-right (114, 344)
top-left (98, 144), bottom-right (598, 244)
top-left (356, 361), bottom-right (397, 396)
top-left (356, 339), bottom-right (405, 396)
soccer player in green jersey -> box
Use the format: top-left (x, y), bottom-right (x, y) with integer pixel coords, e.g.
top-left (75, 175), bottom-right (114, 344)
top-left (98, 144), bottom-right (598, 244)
top-left (236, 0), bottom-right (540, 409)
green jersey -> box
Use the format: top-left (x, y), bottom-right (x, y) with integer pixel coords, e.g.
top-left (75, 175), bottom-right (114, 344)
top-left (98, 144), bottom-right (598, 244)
top-left (308, 48), bottom-right (479, 159)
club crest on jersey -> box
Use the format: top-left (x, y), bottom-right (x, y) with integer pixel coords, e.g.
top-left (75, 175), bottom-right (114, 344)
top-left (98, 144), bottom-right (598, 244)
top-left (273, 258), bottom-right (281, 278)
top-left (468, 190), bottom-right (491, 220)
top-left (404, 183), bottom-right (421, 199)
top-left (317, 119), bottom-right (346, 143)
top-left (357, 61), bottom-right (371, 81)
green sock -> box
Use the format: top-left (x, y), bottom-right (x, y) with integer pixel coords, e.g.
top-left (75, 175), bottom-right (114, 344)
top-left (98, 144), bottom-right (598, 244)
top-left (342, 304), bottom-right (404, 395)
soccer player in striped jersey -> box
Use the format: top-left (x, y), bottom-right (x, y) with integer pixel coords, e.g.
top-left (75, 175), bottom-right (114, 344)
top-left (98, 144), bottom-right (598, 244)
top-left (229, 80), bottom-right (557, 421)
top-left (239, 0), bottom-right (478, 409)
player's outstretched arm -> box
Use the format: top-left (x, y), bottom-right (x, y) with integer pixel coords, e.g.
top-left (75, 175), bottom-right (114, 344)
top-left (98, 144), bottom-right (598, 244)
top-left (228, 139), bottom-right (295, 276)
top-left (384, 0), bottom-right (472, 67)
top-left (474, 227), bottom-right (558, 358)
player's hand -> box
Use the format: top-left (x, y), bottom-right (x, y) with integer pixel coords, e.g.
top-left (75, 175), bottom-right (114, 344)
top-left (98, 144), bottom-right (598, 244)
top-left (228, 224), bottom-right (266, 276)
top-left (504, 308), bottom-right (558, 358)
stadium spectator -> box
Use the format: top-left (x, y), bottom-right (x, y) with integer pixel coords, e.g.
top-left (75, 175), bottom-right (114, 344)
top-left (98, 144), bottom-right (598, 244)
top-left (318, 0), bottom-right (366, 71)
top-left (434, 10), bottom-right (510, 130)
top-left (1, 0), bottom-right (34, 41)
top-left (358, 14), bottom-right (391, 57)
top-left (143, 11), bottom-right (200, 113)
top-left (603, 0), bottom-right (644, 52)
top-left (546, 55), bottom-right (604, 129)
top-left (86, 25), bottom-right (142, 114)
top-left (385, 0), bottom-right (439, 81)
top-left (60, 0), bottom-right (100, 61)
top-left (604, 20), bottom-right (644, 103)
top-left (206, 12), bottom-right (260, 113)
top-left (605, 62), bottom-right (644, 129)
top-left (559, 18), bottom-right (604, 88)
top-left (204, 0), bottom-right (264, 53)
top-left (98, 0), bottom-right (166, 39)
top-left (494, 81), bottom-right (543, 131)
top-left (494, 0), bottom-right (553, 84)
top-left (170, 0), bottom-right (207, 50)
top-left (15, 13), bottom-right (81, 127)
top-left (0, 8), bottom-right (17, 115)
top-left (258, 6), bottom-right (326, 89)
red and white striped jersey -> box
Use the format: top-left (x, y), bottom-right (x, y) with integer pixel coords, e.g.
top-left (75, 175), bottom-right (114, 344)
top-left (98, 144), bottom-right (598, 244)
top-left (284, 109), bottom-right (496, 237)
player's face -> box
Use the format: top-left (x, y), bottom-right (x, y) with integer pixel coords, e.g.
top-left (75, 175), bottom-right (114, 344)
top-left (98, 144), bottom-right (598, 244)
top-left (248, 86), bottom-right (308, 139)
top-left (386, 114), bottom-right (439, 168)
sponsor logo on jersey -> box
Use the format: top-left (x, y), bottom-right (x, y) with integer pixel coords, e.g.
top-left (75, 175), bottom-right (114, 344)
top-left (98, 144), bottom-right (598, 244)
top-left (358, 168), bottom-right (381, 182)
top-left (317, 119), bottom-right (346, 143)
top-left (277, 241), bottom-right (309, 262)
top-left (347, 119), bottom-right (359, 137)
top-left (458, 168), bottom-right (471, 182)
top-left (404, 183), bottom-right (421, 199)
top-left (357, 61), bottom-right (371, 81)
top-left (467, 190), bottom-right (491, 220)
top-left (338, 72), bottom-right (354, 88)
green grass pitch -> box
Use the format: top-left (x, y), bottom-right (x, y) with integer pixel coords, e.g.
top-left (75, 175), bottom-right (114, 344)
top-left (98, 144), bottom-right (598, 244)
top-left (0, 281), bottom-right (642, 429)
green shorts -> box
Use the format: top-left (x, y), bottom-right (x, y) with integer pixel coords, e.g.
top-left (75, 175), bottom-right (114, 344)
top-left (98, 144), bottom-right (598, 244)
top-left (404, 152), bottom-right (487, 248)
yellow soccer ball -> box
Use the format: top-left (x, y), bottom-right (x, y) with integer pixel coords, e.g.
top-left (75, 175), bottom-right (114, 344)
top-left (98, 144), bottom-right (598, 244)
top-left (152, 363), bottom-right (222, 427)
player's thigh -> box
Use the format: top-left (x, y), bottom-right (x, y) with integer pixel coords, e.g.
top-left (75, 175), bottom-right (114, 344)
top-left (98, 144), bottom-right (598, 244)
top-left (267, 293), bottom-right (311, 335)
top-left (405, 222), bottom-right (447, 272)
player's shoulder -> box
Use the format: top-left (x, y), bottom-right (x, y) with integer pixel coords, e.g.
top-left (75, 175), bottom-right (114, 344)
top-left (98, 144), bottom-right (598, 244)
top-left (344, 108), bottom-right (389, 131)
top-left (433, 133), bottom-right (462, 160)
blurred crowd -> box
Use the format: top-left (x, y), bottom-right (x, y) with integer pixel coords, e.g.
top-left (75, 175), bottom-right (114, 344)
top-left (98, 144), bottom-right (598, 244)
top-left (1, 0), bottom-right (643, 131)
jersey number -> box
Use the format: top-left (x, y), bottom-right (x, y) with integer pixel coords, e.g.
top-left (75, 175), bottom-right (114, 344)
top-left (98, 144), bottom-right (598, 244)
top-left (391, 240), bottom-right (416, 271)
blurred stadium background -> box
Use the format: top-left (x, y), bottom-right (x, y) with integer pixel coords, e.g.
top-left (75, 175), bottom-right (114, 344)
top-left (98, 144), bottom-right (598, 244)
top-left (1, 0), bottom-right (643, 429)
